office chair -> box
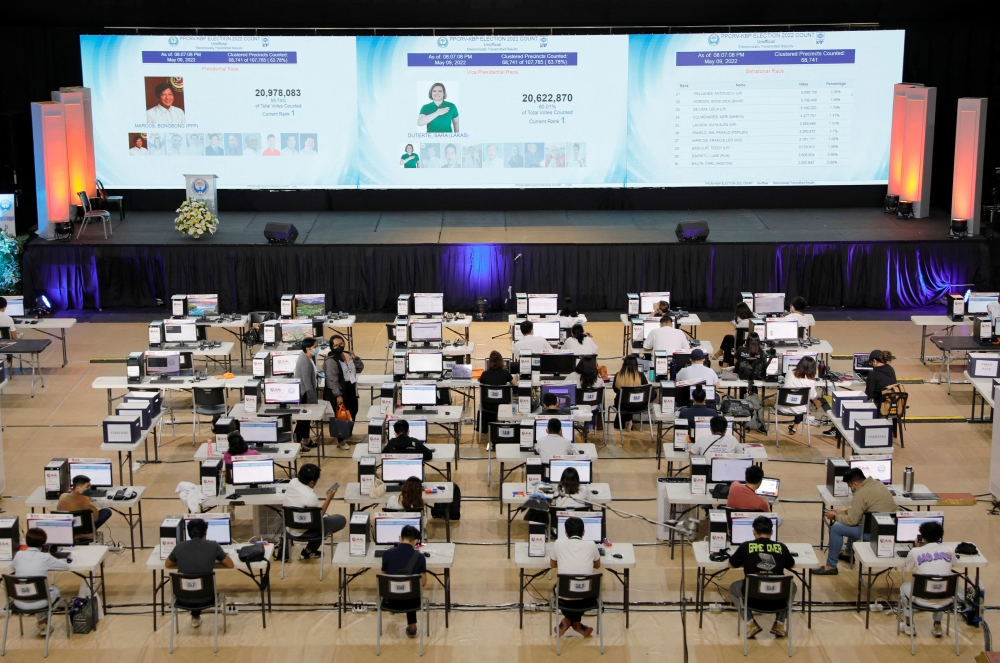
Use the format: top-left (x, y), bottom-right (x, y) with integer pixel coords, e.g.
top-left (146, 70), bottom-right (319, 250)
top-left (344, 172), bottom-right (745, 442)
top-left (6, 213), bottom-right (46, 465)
top-left (898, 573), bottom-right (961, 656)
top-left (736, 574), bottom-right (795, 656)
top-left (168, 572), bottom-right (226, 653)
top-left (76, 191), bottom-right (111, 239)
top-left (95, 179), bottom-right (124, 222)
top-left (549, 573), bottom-right (604, 655)
top-left (772, 387), bottom-right (812, 447)
top-left (2, 575), bottom-right (72, 658)
top-left (279, 506), bottom-right (334, 580)
top-left (376, 574), bottom-right (429, 656)
top-left (192, 387), bottom-right (227, 445)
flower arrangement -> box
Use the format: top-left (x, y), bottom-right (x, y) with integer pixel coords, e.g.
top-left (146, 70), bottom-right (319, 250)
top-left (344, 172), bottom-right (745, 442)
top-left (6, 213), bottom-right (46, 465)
top-left (174, 199), bottom-right (218, 238)
top-left (0, 231), bottom-right (29, 295)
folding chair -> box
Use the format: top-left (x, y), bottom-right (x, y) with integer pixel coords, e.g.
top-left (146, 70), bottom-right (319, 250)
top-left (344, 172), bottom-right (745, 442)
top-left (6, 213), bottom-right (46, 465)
top-left (376, 574), bottom-right (429, 656)
top-left (95, 179), bottom-right (124, 222)
top-left (898, 573), bottom-right (961, 656)
top-left (737, 574), bottom-right (795, 656)
top-left (772, 387), bottom-right (812, 448)
top-left (2, 575), bottom-right (72, 658)
top-left (881, 391), bottom-right (909, 448)
top-left (280, 506), bottom-right (334, 580)
top-left (76, 191), bottom-right (111, 239)
top-left (168, 572), bottom-right (226, 653)
top-left (487, 420), bottom-right (520, 487)
top-left (192, 387), bottom-right (227, 445)
top-left (577, 386), bottom-right (606, 445)
top-left (550, 573), bottom-right (604, 655)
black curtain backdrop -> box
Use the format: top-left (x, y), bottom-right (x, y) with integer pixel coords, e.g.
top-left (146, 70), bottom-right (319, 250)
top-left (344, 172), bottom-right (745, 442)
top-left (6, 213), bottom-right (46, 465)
top-left (21, 239), bottom-right (990, 313)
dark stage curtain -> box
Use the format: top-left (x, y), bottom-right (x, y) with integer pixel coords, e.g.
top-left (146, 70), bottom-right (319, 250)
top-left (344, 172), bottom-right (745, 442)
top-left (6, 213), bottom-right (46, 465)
top-left (22, 240), bottom-right (990, 313)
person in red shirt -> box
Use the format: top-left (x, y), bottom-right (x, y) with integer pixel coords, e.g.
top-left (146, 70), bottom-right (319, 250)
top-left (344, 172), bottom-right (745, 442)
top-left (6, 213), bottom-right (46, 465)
top-left (262, 134), bottom-right (281, 156)
top-left (726, 464), bottom-right (771, 512)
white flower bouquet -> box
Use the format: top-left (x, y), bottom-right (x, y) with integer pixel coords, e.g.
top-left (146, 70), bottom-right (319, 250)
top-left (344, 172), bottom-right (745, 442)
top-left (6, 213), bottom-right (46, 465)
top-left (174, 199), bottom-right (218, 238)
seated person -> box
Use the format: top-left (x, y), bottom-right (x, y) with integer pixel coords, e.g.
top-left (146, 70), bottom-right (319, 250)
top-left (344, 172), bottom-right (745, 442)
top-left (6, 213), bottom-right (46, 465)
top-left (651, 300), bottom-right (670, 317)
top-left (824, 349), bottom-right (896, 438)
top-left (675, 348), bottom-right (720, 387)
top-left (727, 465), bottom-right (772, 512)
top-left (727, 515), bottom-right (796, 639)
top-left (384, 419), bottom-right (434, 460)
top-left (784, 296), bottom-right (808, 326)
top-left (386, 476), bottom-right (425, 512)
top-left (781, 356), bottom-right (824, 435)
top-left (513, 319), bottom-right (552, 360)
top-left (676, 386), bottom-right (717, 426)
top-left (714, 302), bottom-right (754, 366)
top-left (380, 524), bottom-right (427, 639)
top-left (552, 466), bottom-right (587, 508)
top-left (281, 463), bottom-right (346, 561)
top-left (574, 355), bottom-right (604, 390)
top-left (57, 474), bottom-right (113, 540)
top-left (815, 468), bottom-right (896, 575)
top-left (689, 415), bottom-right (745, 456)
top-left (165, 518), bottom-right (235, 629)
top-left (223, 432), bottom-right (261, 468)
top-left (11, 528), bottom-right (71, 636)
top-left (549, 515), bottom-right (600, 638)
top-left (900, 520), bottom-right (958, 637)
top-left (478, 350), bottom-right (517, 432)
top-left (562, 323), bottom-right (599, 355)
top-left (643, 315), bottom-right (690, 354)
top-left (537, 392), bottom-right (568, 415)
top-left (535, 417), bottom-right (575, 462)
top-left (611, 354), bottom-right (648, 431)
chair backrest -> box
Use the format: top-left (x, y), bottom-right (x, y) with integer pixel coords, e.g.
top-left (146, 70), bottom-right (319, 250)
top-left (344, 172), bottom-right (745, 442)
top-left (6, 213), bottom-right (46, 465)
top-left (578, 386), bottom-right (605, 408)
top-left (912, 573), bottom-right (958, 602)
top-left (52, 509), bottom-right (96, 541)
top-left (881, 390), bottom-right (908, 417)
top-left (489, 421), bottom-right (519, 447)
top-left (95, 179), bottom-right (107, 201)
top-left (376, 574), bottom-right (423, 602)
top-left (283, 506), bottom-right (322, 530)
top-left (745, 574), bottom-right (794, 603)
top-left (3, 575), bottom-right (48, 604)
top-left (480, 384), bottom-right (512, 405)
top-left (170, 572), bottom-right (217, 604)
top-left (618, 384), bottom-right (652, 411)
top-left (555, 573), bottom-right (603, 601)
top-left (777, 387), bottom-right (811, 407)
top-left (193, 387), bottom-right (226, 406)
top-left (385, 324), bottom-right (396, 341)
top-left (77, 191), bottom-right (91, 212)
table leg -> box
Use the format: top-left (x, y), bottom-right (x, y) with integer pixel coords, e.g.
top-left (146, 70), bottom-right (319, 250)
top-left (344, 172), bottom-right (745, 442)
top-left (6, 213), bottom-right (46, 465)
top-left (819, 506), bottom-right (826, 550)
top-left (128, 504), bottom-right (136, 563)
top-left (807, 570), bottom-right (813, 629)
top-left (128, 451), bottom-right (134, 485)
top-left (656, 422), bottom-right (662, 470)
top-left (499, 463), bottom-right (504, 513)
top-left (60, 328), bottom-right (68, 368)
top-left (507, 505), bottom-right (513, 558)
top-left (865, 567), bottom-right (873, 628)
top-left (152, 570), bottom-right (158, 630)
top-left (107, 388), bottom-right (113, 416)
top-left (138, 500), bottom-right (145, 548)
top-left (519, 568), bottom-right (525, 629)
top-left (624, 568), bottom-right (630, 628)
top-left (445, 568), bottom-right (451, 628)
top-left (259, 568), bottom-right (267, 628)
top-left (920, 325), bottom-right (927, 364)
top-left (338, 568), bottom-right (344, 628)
top-left (445, 512), bottom-right (451, 542)
top-left (669, 503), bottom-right (677, 560)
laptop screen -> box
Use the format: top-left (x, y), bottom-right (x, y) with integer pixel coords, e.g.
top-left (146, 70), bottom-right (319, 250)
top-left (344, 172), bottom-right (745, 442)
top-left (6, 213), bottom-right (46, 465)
top-left (755, 478), bottom-right (780, 497)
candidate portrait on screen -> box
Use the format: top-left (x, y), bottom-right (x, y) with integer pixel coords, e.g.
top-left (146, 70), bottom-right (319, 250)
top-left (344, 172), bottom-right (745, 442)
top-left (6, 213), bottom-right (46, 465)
top-left (148, 133), bottom-right (165, 156)
top-left (263, 134), bottom-right (280, 157)
top-left (165, 133), bottom-right (184, 156)
top-left (281, 134), bottom-right (299, 157)
top-left (243, 133), bottom-right (261, 156)
top-left (568, 142), bottom-right (586, 168)
top-left (128, 133), bottom-right (148, 156)
top-left (417, 82), bottom-right (459, 133)
top-left (186, 133), bottom-right (204, 156)
top-left (441, 143), bottom-right (461, 168)
top-left (524, 142), bottom-right (544, 168)
top-left (483, 143), bottom-right (502, 169)
top-left (505, 144), bottom-right (524, 168)
top-left (400, 143), bottom-right (419, 168)
top-left (463, 144), bottom-right (482, 169)
top-left (145, 79), bottom-right (186, 125)
top-left (205, 133), bottom-right (224, 156)
top-left (225, 133), bottom-right (243, 156)
top-left (300, 134), bottom-right (318, 156)
top-left (420, 143), bottom-right (441, 168)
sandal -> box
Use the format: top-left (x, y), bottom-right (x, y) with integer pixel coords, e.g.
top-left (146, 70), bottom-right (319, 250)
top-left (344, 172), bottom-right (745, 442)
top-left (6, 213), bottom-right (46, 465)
top-left (787, 425), bottom-right (797, 435)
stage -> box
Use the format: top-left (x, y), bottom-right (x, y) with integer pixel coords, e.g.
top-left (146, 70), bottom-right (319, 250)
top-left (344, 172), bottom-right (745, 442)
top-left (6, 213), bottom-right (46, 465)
top-left (20, 207), bottom-right (994, 313)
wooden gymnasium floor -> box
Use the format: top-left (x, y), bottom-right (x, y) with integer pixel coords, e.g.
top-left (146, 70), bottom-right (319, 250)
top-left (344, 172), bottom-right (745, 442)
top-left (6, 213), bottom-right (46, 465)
top-left (0, 318), bottom-right (995, 662)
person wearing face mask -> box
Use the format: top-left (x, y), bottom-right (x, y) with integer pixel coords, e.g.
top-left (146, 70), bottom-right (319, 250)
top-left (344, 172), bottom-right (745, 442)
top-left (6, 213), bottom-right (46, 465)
top-left (323, 334), bottom-right (365, 450)
top-left (294, 337), bottom-right (320, 450)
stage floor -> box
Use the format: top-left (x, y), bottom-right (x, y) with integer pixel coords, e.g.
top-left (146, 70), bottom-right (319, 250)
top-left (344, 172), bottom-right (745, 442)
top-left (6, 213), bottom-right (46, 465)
top-left (72, 206), bottom-right (960, 245)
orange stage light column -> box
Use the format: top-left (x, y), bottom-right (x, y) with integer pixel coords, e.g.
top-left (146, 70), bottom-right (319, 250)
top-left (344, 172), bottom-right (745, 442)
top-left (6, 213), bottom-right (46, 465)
top-left (30, 101), bottom-right (71, 239)
top-left (56, 86), bottom-right (96, 198)
top-left (951, 97), bottom-right (988, 236)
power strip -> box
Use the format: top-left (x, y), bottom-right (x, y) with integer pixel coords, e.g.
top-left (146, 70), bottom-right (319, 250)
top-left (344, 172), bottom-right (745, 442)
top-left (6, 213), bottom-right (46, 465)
top-left (225, 604), bottom-right (239, 615)
top-left (109, 544), bottom-right (124, 552)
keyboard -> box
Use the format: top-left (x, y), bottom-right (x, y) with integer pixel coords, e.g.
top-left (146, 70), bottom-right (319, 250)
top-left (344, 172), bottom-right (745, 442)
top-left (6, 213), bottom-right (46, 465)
top-left (86, 489), bottom-right (108, 498)
top-left (255, 445), bottom-right (280, 453)
top-left (897, 550), bottom-right (910, 558)
top-left (403, 409), bottom-right (437, 415)
top-left (233, 486), bottom-right (276, 496)
top-left (263, 409), bottom-right (301, 415)
top-left (151, 378), bottom-right (185, 384)
top-left (374, 549), bottom-right (386, 558)
top-left (385, 484), bottom-right (402, 492)
top-left (902, 493), bottom-right (940, 501)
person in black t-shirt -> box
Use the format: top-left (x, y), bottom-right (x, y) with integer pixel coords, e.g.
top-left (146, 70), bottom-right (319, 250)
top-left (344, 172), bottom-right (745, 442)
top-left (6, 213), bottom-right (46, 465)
top-left (727, 515), bottom-right (796, 639)
top-left (380, 525), bottom-right (427, 638)
top-left (478, 350), bottom-right (518, 432)
top-left (383, 419), bottom-right (434, 460)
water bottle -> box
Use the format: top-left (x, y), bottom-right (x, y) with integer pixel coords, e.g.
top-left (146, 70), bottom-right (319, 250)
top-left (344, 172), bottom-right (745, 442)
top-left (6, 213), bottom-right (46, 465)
top-left (903, 466), bottom-right (914, 493)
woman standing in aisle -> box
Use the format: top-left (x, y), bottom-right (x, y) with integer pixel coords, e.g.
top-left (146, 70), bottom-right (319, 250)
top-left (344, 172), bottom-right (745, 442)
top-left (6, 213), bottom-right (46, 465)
top-left (324, 334), bottom-right (365, 450)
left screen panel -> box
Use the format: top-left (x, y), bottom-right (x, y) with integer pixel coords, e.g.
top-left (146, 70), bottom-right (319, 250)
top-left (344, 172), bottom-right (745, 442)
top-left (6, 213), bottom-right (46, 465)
top-left (81, 35), bottom-right (359, 189)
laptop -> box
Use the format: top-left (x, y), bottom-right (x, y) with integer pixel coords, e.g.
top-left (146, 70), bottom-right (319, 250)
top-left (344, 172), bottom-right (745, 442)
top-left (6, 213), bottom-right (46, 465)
top-left (754, 477), bottom-right (780, 504)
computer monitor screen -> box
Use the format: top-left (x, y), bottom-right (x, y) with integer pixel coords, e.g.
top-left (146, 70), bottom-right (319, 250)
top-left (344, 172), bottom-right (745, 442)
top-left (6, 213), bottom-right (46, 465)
top-left (730, 513), bottom-right (779, 545)
top-left (966, 292), bottom-right (999, 314)
top-left (413, 293), bottom-right (444, 315)
top-left (549, 457), bottom-right (592, 484)
top-left (294, 294), bottom-right (325, 318)
top-left (263, 380), bottom-right (301, 405)
top-left (5, 296), bottom-right (25, 317)
top-left (642, 318), bottom-right (661, 340)
top-left (271, 352), bottom-right (298, 376)
top-left (640, 292), bottom-right (671, 314)
top-left (410, 320), bottom-right (443, 342)
top-left (753, 293), bottom-right (786, 314)
top-left (853, 353), bottom-right (873, 373)
top-left (675, 381), bottom-right (712, 407)
top-left (231, 457), bottom-right (275, 485)
top-left (556, 511), bottom-right (603, 542)
top-left (710, 457), bottom-right (753, 483)
top-left (895, 513), bottom-right (945, 544)
top-left (387, 418), bottom-right (427, 442)
top-left (184, 514), bottom-right (232, 545)
top-left (146, 351), bottom-right (181, 375)
top-left (534, 416), bottom-right (574, 441)
top-left (164, 320), bottom-right (198, 343)
top-left (382, 456), bottom-right (424, 483)
top-left (27, 515), bottom-right (76, 547)
top-left (528, 294), bottom-right (559, 315)
top-left (765, 319), bottom-right (798, 342)
top-left (532, 320), bottom-right (561, 341)
top-left (755, 478), bottom-right (780, 498)
top-left (238, 419), bottom-right (278, 443)
top-left (187, 294), bottom-right (219, 317)
top-left (281, 321), bottom-right (312, 343)
top-left (538, 353), bottom-right (578, 376)
top-left (693, 416), bottom-right (733, 441)
top-left (407, 351), bottom-right (443, 374)
top-left (849, 456), bottom-right (892, 484)
top-left (69, 461), bottom-right (114, 488)
top-left (782, 353), bottom-right (817, 374)
top-left (540, 384), bottom-right (576, 409)
top-left (400, 381), bottom-right (437, 406)
top-left (374, 514), bottom-right (422, 545)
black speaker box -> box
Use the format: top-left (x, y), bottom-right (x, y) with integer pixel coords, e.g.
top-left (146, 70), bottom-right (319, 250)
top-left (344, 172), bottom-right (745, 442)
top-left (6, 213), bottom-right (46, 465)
top-left (263, 222), bottom-right (299, 244)
top-left (675, 220), bottom-right (710, 243)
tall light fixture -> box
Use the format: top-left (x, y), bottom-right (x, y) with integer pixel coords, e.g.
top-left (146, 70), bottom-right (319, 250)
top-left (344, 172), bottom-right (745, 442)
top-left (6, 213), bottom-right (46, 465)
top-left (951, 98), bottom-right (988, 237)
top-left (31, 102), bottom-right (71, 239)
top-left (887, 84), bottom-right (937, 219)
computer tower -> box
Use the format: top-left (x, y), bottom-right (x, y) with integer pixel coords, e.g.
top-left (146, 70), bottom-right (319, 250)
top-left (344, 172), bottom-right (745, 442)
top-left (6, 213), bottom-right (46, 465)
top-left (244, 379), bottom-right (260, 413)
top-left (653, 351), bottom-right (671, 381)
top-left (709, 509), bottom-right (728, 552)
top-left (969, 352), bottom-right (1000, 378)
top-left (690, 456), bottom-right (710, 495)
top-left (868, 513), bottom-right (897, 558)
top-left (126, 351), bottom-right (146, 383)
top-left (831, 390), bottom-right (867, 418)
top-left (148, 321), bottom-right (165, 349)
top-left (975, 317), bottom-right (994, 343)
top-left (116, 401), bottom-right (152, 430)
top-left (516, 293), bottom-right (527, 316)
top-left (948, 293), bottom-right (965, 321)
top-left (631, 318), bottom-right (644, 349)
top-left (124, 390), bottom-right (161, 417)
top-left (526, 457), bottom-right (542, 489)
top-left (262, 321), bottom-right (280, 347)
top-left (741, 292), bottom-right (754, 311)
top-left (103, 414), bottom-right (141, 444)
top-left (519, 423), bottom-right (535, 451)
top-left (826, 458), bottom-right (850, 497)
top-left (213, 417), bottom-right (239, 451)
top-left (673, 421), bottom-right (688, 451)
top-left (392, 350), bottom-right (407, 381)
top-left (171, 294), bottom-right (188, 318)
top-left (517, 385), bottom-right (533, 417)
top-left (44, 459), bottom-right (70, 500)
top-left (380, 382), bottom-right (396, 415)
top-left (312, 317), bottom-right (326, 338)
top-left (200, 459), bottom-right (225, 497)
top-left (854, 419), bottom-right (893, 448)
top-left (369, 418), bottom-right (384, 454)
top-left (842, 401), bottom-right (877, 430)
top-left (252, 351), bottom-right (272, 378)
top-left (0, 516), bottom-right (19, 561)
top-left (397, 295), bottom-right (412, 318)
top-left (750, 318), bottom-right (766, 338)
top-left (660, 381), bottom-right (676, 414)
top-left (350, 513), bottom-right (370, 556)
top-left (359, 456), bottom-right (377, 496)
top-left (160, 516), bottom-right (184, 560)
top-left (627, 293), bottom-right (639, 316)
top-left (394, 317), bottom-right (409, 348)
top-left (280, 294), bottom-right (294, 319)
top-left (528, 521), bottom-right (547, 557)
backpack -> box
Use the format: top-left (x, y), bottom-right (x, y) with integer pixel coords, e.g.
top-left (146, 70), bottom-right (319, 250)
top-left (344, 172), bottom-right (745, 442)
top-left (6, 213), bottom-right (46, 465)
top-left (878, 383), bottom-right (906, 416)
top-left (431, 483), bottom-right (461, 521)
top-left (745, 393), bottom-right (769, 434)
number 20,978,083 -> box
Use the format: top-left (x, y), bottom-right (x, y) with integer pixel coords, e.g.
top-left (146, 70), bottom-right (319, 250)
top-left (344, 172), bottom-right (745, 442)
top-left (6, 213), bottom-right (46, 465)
top-left (255, 89), bottom-right (301, 97)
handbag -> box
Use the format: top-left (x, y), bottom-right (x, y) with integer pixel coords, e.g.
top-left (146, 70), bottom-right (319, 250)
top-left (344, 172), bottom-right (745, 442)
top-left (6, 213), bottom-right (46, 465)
top-left (369, 476), bottom-right (386, 499)
top-left (721, 398), bottom-right (752, 418)
top-left (238, 544), bottom-right (267, 563)
top-left (329, 403), bottom-right (355, 439)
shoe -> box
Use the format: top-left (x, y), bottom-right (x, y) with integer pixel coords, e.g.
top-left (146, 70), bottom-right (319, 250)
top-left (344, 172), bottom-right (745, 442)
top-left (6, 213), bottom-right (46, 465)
top-left (191, 615), bottom-right (202, 628)
top-left (900, 623), bottom-right (915, 636)
top-left (572, 622), bottom-right (594, 638)
top-left (745, 619), bottom-right (762, 639)
top-left (787, 425), bottom-right (797, 434)
top-left (821, 428), bottom-right (837, 437)
top-left (300, 550), bottom-right (320, 560)
top-left (838, 552), bottom-right (854, 563)
top-left (770, 621), bottom-right (787, 638)
top-left (36, 622), bottom-right (54, 637)
top-left (406, 625), bottom-right (418, 639)
top-left (812, 567), bottom-right (839, 575)
top-left (337, 441), bottom-right (350, 450)
top-left (554, 618), bottom-right (571, 637)
top-left (932, 623), bottom-right (943, 638)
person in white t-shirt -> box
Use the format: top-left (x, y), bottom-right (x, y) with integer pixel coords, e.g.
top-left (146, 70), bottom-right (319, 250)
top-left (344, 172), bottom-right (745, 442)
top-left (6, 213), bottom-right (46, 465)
top-left (900, 520), bottom-right (959, 637)
top-left (281, 463), bottom-right (345, 560)
top-left (689, 415), bottom-right (745, 456)
top-left (781, 355), bottom-right (824, 435)
top-left (549, 515), bottom-right (600, 638)
top-left (562, 323), bottom-right (598, 355)
top-left (784, 296), bottom-right (809, 328)
top-left (643, 315), bottom-right (690, 354)
top-left (513, 319), bottom-right (552, 360)
top-left (675, 349), bottom-right (719, 386)
top-left (535, 418), bottom-right (575, 462)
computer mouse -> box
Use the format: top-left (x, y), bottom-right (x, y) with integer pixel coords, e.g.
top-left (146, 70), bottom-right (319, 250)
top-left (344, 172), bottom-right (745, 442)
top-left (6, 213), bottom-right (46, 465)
top-left (437, 486), bottom-right (445, 490)
top-left (591, 490), bottom-right (598, 495)
top-left (577, 449), bottom-right (585, 454)
top-left (423, 552), bottom-right (430, 557)
top-left (612, 554), bottom-right (622, 559)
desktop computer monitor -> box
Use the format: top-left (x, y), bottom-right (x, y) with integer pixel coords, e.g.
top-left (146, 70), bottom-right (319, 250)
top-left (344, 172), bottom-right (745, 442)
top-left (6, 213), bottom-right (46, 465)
top-left (549, 457), bottom-right (592, 484)
top-left (966, 291), bottom-right (999, 315)
top-left (263, 380), bottom-right (301, 405)
top-left (294, 294), bottom-right (325, 318)
top-left (753, 293), bottom-right (785, 315)
top-left (184, 514), bottom-right (232, 545)
top-left (27, 515), bottom-right (76, 548)
top-left (374, 513), bottom-right (423, 545)
top-left (639, 292), bottom-right (671, 314)
top-left (849, 455), bottom-right (892, 484)
top-left (386, 417), bottom-right (428, 442)
top-left (382, 456), bottom-right (425, 484)
top-left (538, 353), bottom-right (577, 377)
top-left (400, 381), bottom-right (438, 408)
top-left (895, 513), bottom-right (945, 543)
top-left (5, 296), bottom-right (25, 317)
top-left (238, 419), bottom-right (279, 443)
top-left (693, 415), bottom-right (732, 441)
top-left (527, 294), bottom-right (559, 315)
top-left (281, 321), bottom-right (313, 343)
top-left (164, 320), bottom-right (198, 344)
top-left (534, 416), bottom-right (574, 441)
top-left (187, 294), bottom-right (219, 317)
top-left (271, 352), bottom-right (298, 376)
top-left (730, 513), bottom-right (779, 545)
top-left (413, 293), bottom-right (444, 315)
top-left (765, 319), bottom-right (798, 342)
top-left (709, 457), bottom-right (753, 484)
top-left (540, 384), bottom-right (576, 409)
top-left (556, 511), bottom-right (603, 542)
top-left (407, 351), bottom-right (443, 374)
top-left (532, 319), bottom-right (561, 341)
top-left (410, 320), bottom-right (443, 343)
top-left (231, 457), bottom-right (275, 486)
top-left (853, 352), bottom-right (873, 374)
top-left (675, 381), bottom-right (713, 407)
top-left (781, 353), bottom-right (817, 374)
top-left (68, 460), bottom-right (114, 488)
top-left (642, 318), bottom-right (661, 340)
top-left (146, 351), bottom-right (182, 376)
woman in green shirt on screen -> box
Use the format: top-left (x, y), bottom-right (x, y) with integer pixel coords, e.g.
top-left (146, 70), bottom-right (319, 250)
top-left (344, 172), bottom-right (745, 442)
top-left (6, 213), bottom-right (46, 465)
top-left (400, 143), bottom-right (419, 168)
top-left (417, 83), bottom-right (459, 133)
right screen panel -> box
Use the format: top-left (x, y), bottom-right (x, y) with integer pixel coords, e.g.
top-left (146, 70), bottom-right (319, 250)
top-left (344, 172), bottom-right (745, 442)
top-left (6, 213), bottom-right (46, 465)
top-left (627, 31), bottom-right (905, 187)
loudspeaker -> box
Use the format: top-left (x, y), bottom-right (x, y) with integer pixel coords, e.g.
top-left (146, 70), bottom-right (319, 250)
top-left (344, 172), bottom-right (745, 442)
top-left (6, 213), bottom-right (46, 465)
top-left (263, 222), bottom-right (298, 244)
top-left (675, 220), bottom-right (710, 243)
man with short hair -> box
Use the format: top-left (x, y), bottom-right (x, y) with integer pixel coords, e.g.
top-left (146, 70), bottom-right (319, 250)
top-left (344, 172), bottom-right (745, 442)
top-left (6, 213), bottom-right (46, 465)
top-left (57, 475), bottom-right (113, 537)
top-left (900, 520), bottom-right (957, 637)
top-left (146, 82), bottom-right (185, 124)
top-left (538, 392), bottom-right (564, 414)
top-left (727, 465), bottom-right (771, 512)
top-left (281, 463), bottom-right (346, 559)
top-left (535, 418), bottom-right (574, 462)
top-left (676, 348), bottom-right (720, 387)
top-left (689, 415), bottom-right (744, 456)
top-left (549, 515), bottom-right (600, 637)
top-left (383, 419), bottom-right (434, 460)
top-left (728, 515), bottom-right (796, 639)
top-left (785, 296), bottom-right (808, 326)
top-left (513, 319), bottom-right (552, 360)
top-left (643, 315), bottom-right (690, 354)
top-left (814, 468), bottom-right (896, 574)
top-left (165, 518), bottom-right (234, 628)
top-left (11, 528), bottom-right (70, 636)
top-left (676, 387), bottom-right (717, 426)
top-left (380, 524), bottom-right (427, 638)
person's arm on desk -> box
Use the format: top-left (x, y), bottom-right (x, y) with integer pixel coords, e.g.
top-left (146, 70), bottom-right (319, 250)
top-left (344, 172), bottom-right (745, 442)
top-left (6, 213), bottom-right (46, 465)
top-left (216, 544), bottom-right (235, 569)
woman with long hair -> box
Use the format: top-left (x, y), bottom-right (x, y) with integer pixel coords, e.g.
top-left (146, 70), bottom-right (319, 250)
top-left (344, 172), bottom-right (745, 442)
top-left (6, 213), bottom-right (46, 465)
top-left (554, 467), bottom-right (585, 508)
top-left (612, 354), bottom-right (648, 430)
top-left (574, 355), bottom-right (603, 390)
top-left (386, 476), bottom-right (425, 511)
top-left (478, 350), bottom-right (517, 432)
top-left (562, 323), bottom-right (598, 355)
top-left (714, 301), bottom-right (754, 366)
top-left (782, 356), bottom-right (823, 435)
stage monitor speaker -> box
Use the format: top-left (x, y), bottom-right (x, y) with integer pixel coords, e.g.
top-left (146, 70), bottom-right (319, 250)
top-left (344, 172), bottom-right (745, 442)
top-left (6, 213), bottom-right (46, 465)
top-left (675, 220), bottom-right (709, 243)
top-left (263, 222), bottom-right (298, 244)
